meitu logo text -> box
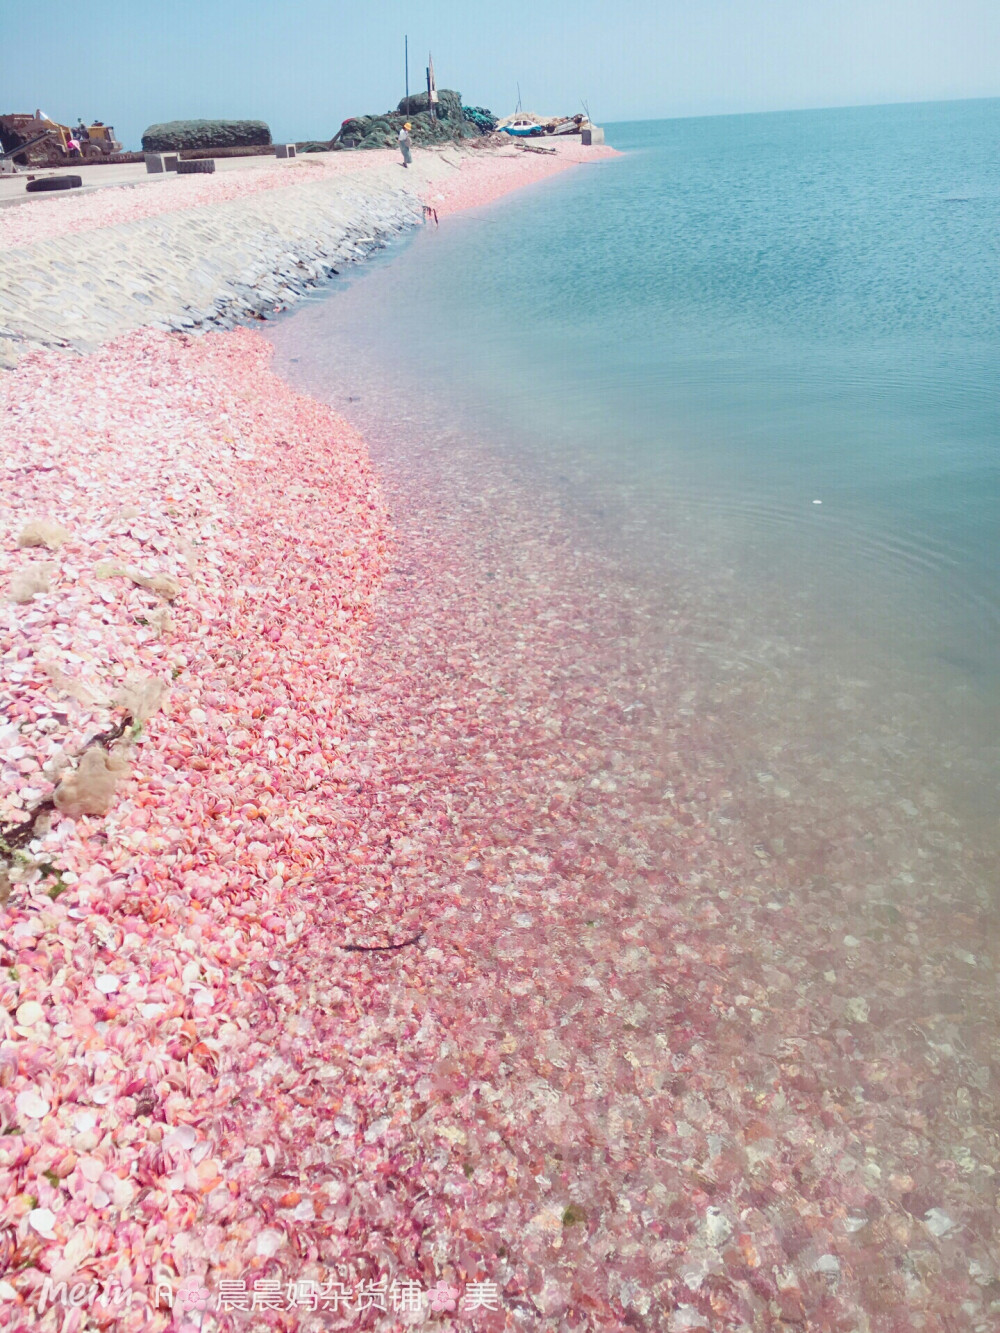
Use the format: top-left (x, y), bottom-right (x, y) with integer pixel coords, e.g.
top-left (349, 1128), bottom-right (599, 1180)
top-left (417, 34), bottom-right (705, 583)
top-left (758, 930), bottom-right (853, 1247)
top-left (37, 1277), bottom-right (135, 1314)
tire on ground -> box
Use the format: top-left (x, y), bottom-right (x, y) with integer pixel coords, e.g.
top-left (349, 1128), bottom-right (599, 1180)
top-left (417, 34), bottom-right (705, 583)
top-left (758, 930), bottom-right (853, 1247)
top-left (176, 159), bottom-right (216, 174)
top-left (26, 175), bottom-right (83, 193)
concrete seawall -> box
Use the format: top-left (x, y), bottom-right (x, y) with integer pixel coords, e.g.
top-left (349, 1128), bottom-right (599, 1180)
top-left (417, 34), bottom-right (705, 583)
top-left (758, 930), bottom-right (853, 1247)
top-left (0, 164), bottom-right (440, 368)
top-left (0, 143), bottom-right (619, 369)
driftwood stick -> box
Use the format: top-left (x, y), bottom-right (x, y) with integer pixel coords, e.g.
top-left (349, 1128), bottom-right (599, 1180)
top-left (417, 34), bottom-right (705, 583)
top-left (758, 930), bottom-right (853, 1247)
top-left (90, 713), bottom-right (132, 749)
top-left (0, 798), bottom-right (56, 853)
top-left (341, 932), bottom-right (423, 953)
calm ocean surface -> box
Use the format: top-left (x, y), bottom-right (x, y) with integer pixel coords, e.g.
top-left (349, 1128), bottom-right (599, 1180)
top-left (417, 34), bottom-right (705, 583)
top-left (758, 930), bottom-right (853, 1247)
top-left (273, 98), bottom-right (1000, 897)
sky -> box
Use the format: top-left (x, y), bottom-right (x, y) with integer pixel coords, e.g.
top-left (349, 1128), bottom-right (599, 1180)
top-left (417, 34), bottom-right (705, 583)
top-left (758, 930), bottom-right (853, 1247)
top-left (4, 0), bottom-right (1000, 150)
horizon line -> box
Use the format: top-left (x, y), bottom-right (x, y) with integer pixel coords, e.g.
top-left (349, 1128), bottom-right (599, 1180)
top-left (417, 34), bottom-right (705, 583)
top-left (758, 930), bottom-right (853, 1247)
top-left (600, 91), bottom-right (1000, 127)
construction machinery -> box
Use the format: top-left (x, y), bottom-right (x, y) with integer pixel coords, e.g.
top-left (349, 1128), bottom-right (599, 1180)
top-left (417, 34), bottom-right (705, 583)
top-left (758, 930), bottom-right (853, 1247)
top-left (0, 130), bottom-right (53, 174)
top-left (0, 113), bottom-right (122, 168)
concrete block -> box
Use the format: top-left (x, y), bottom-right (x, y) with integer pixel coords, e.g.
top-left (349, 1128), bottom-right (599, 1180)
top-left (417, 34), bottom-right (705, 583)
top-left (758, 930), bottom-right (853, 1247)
top-left (581, 126), bottom-right (605, 146)
top-left (144, 153), bottom-right (167, 173)
top-left (275, 143), bottom-right (297, 159)
top-left (164, 154), bottom-right (180, 171)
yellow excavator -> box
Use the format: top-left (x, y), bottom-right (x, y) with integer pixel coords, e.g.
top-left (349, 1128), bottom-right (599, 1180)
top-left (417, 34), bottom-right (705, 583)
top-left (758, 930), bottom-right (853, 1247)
top-left (0, 112), bottom-right (121, 168)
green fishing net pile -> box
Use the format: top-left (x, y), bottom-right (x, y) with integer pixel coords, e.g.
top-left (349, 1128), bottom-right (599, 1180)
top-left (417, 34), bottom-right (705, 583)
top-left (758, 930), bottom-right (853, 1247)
top-left (329, 91), bottom-right (496, 151)
top-left (141, 120), bottom-right (272, 151)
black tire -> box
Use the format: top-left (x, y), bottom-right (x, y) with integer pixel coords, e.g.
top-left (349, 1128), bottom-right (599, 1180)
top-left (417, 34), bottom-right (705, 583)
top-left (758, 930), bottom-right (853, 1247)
top-left (26, 175), bottom-right (83, 193)
top-left (176, 159), bottom-right (215, 174)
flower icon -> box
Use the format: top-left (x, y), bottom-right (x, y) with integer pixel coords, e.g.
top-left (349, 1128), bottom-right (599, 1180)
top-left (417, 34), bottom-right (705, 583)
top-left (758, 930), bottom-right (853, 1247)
top-left (176, 1278), bottom-right (211, 1312)
top-left (427, 1281), bottom-right (459, 1313)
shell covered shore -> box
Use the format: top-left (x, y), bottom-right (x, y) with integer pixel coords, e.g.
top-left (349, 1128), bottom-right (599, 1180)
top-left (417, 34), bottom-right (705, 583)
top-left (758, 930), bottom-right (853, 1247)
top-left (1, 141), bottom-right (998, 1332)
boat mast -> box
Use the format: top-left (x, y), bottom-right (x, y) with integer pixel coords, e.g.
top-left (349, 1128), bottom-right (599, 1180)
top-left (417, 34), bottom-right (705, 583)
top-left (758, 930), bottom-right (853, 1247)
top-left (427, 52), bottom-right (438, 121)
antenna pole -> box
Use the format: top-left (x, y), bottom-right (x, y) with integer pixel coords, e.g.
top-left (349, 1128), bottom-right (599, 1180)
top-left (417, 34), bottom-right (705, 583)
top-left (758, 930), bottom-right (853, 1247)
top-left (405, 35), bottom-right (409, 102)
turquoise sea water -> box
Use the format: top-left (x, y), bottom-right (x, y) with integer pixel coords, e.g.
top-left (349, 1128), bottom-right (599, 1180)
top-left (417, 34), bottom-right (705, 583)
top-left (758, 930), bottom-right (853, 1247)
top-left (273, 98), bottom-right (1000, 892)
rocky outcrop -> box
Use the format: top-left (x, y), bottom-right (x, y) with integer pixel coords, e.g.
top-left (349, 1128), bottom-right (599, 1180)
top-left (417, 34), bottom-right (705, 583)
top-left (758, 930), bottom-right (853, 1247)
top-left (142, 119), bottom-right (272, 152)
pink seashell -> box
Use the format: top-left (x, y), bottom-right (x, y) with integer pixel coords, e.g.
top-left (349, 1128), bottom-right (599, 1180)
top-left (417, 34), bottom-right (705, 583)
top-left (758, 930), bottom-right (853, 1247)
top-left (165, 1125), bottom-right (197, 1152)
top-left (78, 1156), bottom-right (104, 1183)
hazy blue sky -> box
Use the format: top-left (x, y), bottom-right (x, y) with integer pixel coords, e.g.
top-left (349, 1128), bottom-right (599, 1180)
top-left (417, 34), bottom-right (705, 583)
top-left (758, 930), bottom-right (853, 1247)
top-left (5, 0), bottom-right (999, 149)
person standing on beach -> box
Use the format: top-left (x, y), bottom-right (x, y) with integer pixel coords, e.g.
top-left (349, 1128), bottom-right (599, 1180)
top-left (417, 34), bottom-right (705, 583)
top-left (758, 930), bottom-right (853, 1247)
top-left (398, 123), bottom-right (413, 168)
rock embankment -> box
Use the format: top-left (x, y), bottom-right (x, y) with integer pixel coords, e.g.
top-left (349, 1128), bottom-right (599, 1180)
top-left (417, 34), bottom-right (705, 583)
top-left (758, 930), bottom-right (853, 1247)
top-left (0, 141), bottom-right (619, 368)
top-left (0, 162), bottom-right (428, 368)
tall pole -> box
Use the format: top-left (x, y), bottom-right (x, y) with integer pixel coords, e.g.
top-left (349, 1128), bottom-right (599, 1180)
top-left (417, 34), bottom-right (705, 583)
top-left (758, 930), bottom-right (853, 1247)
top-left (405, 35), bottom-right (409, 103)
top-left (427, 51), bottom-right (437, 121)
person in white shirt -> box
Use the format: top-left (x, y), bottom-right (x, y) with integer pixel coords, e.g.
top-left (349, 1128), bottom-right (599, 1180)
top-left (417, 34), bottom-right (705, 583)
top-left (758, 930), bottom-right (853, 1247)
top-left (398, 123), bottom-right (412, 167)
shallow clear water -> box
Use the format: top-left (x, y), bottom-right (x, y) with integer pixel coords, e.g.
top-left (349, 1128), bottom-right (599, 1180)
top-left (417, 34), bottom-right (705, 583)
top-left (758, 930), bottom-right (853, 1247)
top-left (274, 99), bottom-right (1000, 890)
top-left (266, 101), bottom-right (1000, 1326)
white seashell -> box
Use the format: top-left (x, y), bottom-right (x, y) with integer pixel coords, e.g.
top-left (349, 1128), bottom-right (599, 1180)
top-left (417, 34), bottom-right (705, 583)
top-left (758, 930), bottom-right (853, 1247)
top-left (704, 1206), bottom-right (733, 1246)
top-left (28, 1208), bottom-right (57, 1239)
top-left (255, 1229), bottom-right (284, 1257)
top-left (923, 1208), bottom-right (955, 1237)
top-left (16, 1089), bottom-right (50, 1120)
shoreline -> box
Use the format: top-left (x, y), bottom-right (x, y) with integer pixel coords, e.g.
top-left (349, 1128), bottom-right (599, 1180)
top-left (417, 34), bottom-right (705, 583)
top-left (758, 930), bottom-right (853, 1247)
top-left (2, 133), bottom-right (995, 1332)
top-left (0, 141), bottom-right (618, 369)
top-left (273, 296), bottom-right (1000, 1333)
top-left (0, 141), bottom-right (628, 1327)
